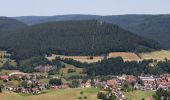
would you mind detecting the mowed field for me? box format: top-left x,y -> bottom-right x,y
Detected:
0,88 -> 100,100
46,54 -> 103,63
139,50 -> 170,60
59,62 -> 84,77
108,52 -> 141,61
46,50 -> 170,63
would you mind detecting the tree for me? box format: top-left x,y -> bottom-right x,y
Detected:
70,80 -> 79,88
153,88 -> 170,100
0,86 -> 2,93
20,81 -> 28,88
97,92 -> 107,99
49,78 -> 62,86
80,91 -> 83,95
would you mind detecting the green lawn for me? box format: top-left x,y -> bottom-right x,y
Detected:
0,88 -> 100,100
125,90 -> 155,100
59,62 -> 85,77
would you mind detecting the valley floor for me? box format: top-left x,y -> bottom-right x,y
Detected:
0,88 -> 100,100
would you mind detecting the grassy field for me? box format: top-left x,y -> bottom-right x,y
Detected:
0,70 -> 20,75
108,52 -> 141,61
0,88 -> 100,100
59,62 -> 85,77
46,50 -> 170,63
46,54 -> 103,63
139,50 -> 170,60
125,90 -> 155,100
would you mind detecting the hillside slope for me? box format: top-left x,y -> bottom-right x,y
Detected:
0,17 -> 27,30
0,20 -> 160,59
15,14 -> 170,49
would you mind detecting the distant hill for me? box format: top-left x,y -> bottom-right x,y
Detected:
0,17 -> 27,30
0,20 -> 160,59
15,15 -> 100,25
15,14 -> 170,49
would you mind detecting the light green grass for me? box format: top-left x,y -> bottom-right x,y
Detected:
59,62 -> 84,77
0,70 -> 20,75
125,90 -> 155,100
39,79 -> 49,84
0,88 -> 100,100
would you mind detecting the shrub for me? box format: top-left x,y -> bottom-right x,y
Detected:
49,78 -> 62,86
67,69 -> 76,73
80,91 -> 83,95
97,92 -> 106,99
78,97 -> 82,99
84,96 -> 87,99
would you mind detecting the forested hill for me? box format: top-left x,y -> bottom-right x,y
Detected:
0,17 -> 27,30
0,20 -> 161,59
15,14 -> 170,49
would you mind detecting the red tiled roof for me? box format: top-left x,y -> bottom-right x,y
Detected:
0,75 -> 9,80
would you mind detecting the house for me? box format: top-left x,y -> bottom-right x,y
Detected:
50,84 -> 69,90
31,88 -> 40,94
158,82 -> 170,90
139,76 -> 156,82
0,75 -> 9,80
117,75 -> 126,80
107,79 -> 119,89
9,72 -> 28,79
34,64 -> 54,73
126,75 -> 137,83
81,79 -> 92,88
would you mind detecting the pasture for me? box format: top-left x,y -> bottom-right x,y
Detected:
125,90 -> 155,100
0,88 -> 100,100
59,62 -> 85,77
46,54 -> 103,63
46,50 -> 170,63
139,50 -> 170,60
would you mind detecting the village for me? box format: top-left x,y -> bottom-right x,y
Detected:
1,67 -> 170,100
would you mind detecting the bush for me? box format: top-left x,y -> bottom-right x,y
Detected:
67,69 -> 76,73
80,91 -> 83,95
70,80 -> 79,88
49,78 -> 62,86
78,97 -> 82,99
0,87 -> 2,93
84,96 -> 87,99
97,92 -> 106,99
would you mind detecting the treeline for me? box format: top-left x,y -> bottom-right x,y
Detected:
0,17 -> 27,31
0,20 -> 160,60
59,57 -> 170,76
17,56 -> 62,73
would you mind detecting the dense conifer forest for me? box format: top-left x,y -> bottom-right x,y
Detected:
0,20 -> 160,59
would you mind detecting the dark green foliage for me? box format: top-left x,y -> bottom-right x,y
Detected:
15,14 -> 170,48
97,92 -> 107,99
18,56 -> 49,73
80,91 -> 83,95
0,62 -> 17,70
0,20 -> 160,60
153,88 -> 170,100
67,69 -> 76,73
84,96 -> 87,99
48,60 -> 63,75
48,69 -> 58,75
20,81 -> 28,88
0,17 -> 27,31
61,57 -> 170,76
70,80 -> 79,88
49,78 -> 62,86
0,86 -> 2,93
121,83 -> 134,92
